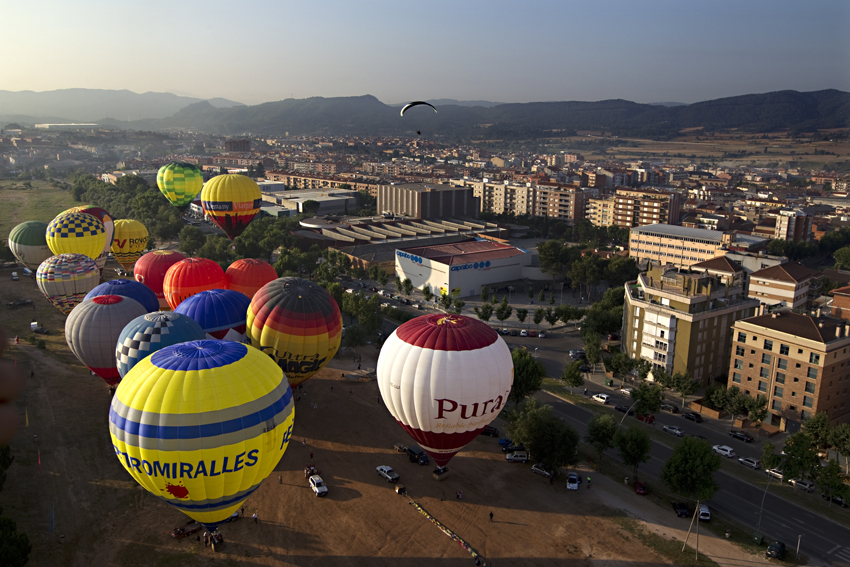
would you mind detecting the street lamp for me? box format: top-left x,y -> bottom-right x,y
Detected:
619,400 -> 640,429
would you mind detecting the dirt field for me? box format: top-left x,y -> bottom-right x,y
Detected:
0,274 -> 680,567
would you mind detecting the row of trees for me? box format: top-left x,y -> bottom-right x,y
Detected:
537,240 -> 640,295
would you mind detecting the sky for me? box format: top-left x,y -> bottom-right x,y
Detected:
2,0 -> 849,106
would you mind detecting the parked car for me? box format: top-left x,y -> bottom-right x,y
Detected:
392,442 -> 408,453
663,425 -> 684,437
738,457 -> 761,470
528,330 -> 537,337
501,328 -> 510,335
519,330 -> 528,337
380,302 -> 390,308
502,443 -> 525,454
615,405 -> 634,415
788,478 -> 815,493
619,387 -> 633,397
712,445 -> 736,458
822,493 -> 848,507
637,413 -> 655,424
11,272 -> 19,281
591,393 -> 610,404
376,465 -> 399,483
728,430 -> 754,443
671,502 -> 689,517
538,331 -> 546,338
531,463 -> 553,478
766,468 -> 785,480
698,504 -> 711,522
634,481 -> 648,495
309,475 -> 328,497
497,438 -> 513,449
682,412 -> 703,423
480,425 -> 499,437
406,446 -> 430,465
766,541 -> 786,559
509,329 -> 520,336
506,451 -> 529,463
413,304 -> 423,310
566,472 -> 580,490
660,403 -> 679,413
580,365 -> 591,373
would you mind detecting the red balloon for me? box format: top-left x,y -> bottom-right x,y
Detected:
226,259 -> 278,299
162,258 -> 227,310
134,250 -> 186,310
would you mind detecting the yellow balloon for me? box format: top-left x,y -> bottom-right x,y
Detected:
108,340 -> 294,531
201,174 -> 261,240
111,219 -> 149,270
46,211 -> 107,261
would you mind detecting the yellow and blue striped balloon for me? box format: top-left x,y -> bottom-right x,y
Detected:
108,340 -> 294,530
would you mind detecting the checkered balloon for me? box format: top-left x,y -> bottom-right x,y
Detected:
46,211 -> 107,261
115,312 -> 205,379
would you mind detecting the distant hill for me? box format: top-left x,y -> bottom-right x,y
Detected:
389,99 -> 505,108
649,101 -> 687,107
0,88 -> 243,122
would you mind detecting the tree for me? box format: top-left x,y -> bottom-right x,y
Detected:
326,282 -> 344,308
830,422 -> 850,474
473,302 -> 493,322
480,286 -> 489,302
0,516 -> 31,567
494,297 -> 513,323
816,460 -> 847,507
508,348 -> 545,406
439,293 -> 453,311
617,426 -> 652,480
343,324 -> 368,348
803,411 -> 831,450
544,307 -> 559,328
422,285 -> 433,302
746,395 -> 768,426
376,269 -> 389,287
586,414 -> 618,461
584,332 -> 601,370
255,161 -> 266,178
652,367 -> 675,391
452,299 -> 465,315
516,308 -> 528,324
834,245 -> 850,269
533,307 -> 545,326
704,384 -> 728,411
401,278 -> 414,296
301,200 -> 321,216
610,351 -> 635,378
561,361 -> 584,393
762,442 -> 781,472
549,293 -> 555,305
660,437 -> 721,501
506,399 -> 579,471
569,254 -> 603,301
725,386 -> 750,429
395,275 -> 402,290
178,226 -> 206,257
631,382 -> 663,416
604,256 -> 640,288
782,431 -> 820,489
538,289 -> 546,302
673,371 -> 699,410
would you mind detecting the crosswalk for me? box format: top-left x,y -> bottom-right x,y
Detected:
832,546 -> 850,565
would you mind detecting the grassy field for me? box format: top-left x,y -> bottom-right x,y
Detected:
0,180 -> 77,236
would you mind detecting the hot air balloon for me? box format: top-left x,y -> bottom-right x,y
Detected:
115,312 -> 206,379
134,250 -> 186,310
65,295 -> 148,385
162,258 -> 227,310
200,174 -> 261,240
8,221 -> 52,270
108,340 -> 294,532
225,259 -> 278,299
400,101 -> 437,116
376,314 -> 513,470
61,206 -> 114,270
111,219 -> 149,271
174,289 -> 252,341
246,277 -> 342,388
36,254 -> 100,314
157,162 -> 204,211
85,279 -> 159,313
45,210 -> 107,261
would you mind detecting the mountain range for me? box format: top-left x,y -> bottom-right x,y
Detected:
2,89 -> 848,140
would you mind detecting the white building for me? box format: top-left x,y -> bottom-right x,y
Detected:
395,240 -> 532,298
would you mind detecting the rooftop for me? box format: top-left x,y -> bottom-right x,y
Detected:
631,223 -> 723,242
399,240 -> 526,266
382,182 -> 463,193
750,262 -> 819,283
691,256 -> 745,274
740,311 -> 848,344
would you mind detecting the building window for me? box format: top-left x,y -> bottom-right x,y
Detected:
759,368 -> 769,378
776,373 -> 785,384
807,368 -> 818,380
771,399 -> 782,411
778,359 -> 787,370
790,405 -> 797,411
803,396 -> 814,409
758,381 -> 767,392
774,386 -> 784,397
780,344 -> 789,355
801,410 -> 811,420
732,372 -> 742,383
736,346 -> 745,357
764,339 -> 773,351
762,354 -> 771,365
809,353 -> 820,365
738,332 -> 747,343
805,382 -> 816,394
734,359 -> 743,370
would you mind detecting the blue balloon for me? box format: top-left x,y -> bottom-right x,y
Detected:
115,311 -> 206,379
86,279 -> 159,313
174,288 -> 251,341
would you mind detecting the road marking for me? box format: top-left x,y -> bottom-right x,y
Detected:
828,544 -> 841,554
835,548 -> 850,562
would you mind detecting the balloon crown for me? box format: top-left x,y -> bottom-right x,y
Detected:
92,295 -> 123,305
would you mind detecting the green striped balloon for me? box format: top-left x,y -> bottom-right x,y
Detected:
157,162 -> 204,209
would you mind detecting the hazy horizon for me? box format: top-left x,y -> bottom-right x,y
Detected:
2,0 -> 848,107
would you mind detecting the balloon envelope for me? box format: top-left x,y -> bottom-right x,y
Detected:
200,174 -> 261,240
61,206 -> 114,270
225,259 -> 278,299
65,295 -> 148,385
111,219 -> 149,271
46,210 -> 107,261
85,279 -> 160,313
376,314 -> 513,467
246,277 -> 342,387
109,340 -> 294,531
157,162 -> 204,210
36,254 -> 100,314
134,250 -> 186,310
115,311 -> 206,379
162,258 -> 227,310
8,221 -> 52,270
174,289 -> 251,341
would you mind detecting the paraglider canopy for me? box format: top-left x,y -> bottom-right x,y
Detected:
400,101 -> 437,116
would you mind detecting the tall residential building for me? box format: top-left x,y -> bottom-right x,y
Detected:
623,260 -> 759,384
747,262 -> 820,309
587,195 -> 616,227
463,180 -> 536,216
534,184 -> 585,224
377,183 -> 480,219
224,139 -> 251,152
612,188 -> 682,228
728,312 -> 850,429
629,224 -> 767,268
774,208 -> 815,242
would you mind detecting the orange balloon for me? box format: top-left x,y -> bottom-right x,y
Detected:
162,258 -> 227,310
226,259 -> 278,299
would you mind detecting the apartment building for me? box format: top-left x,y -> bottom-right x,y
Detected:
629,224 -> 768,268
623,261 -> 759,384
747,263 -> 820,309
377,183 -> 480,219
458,179 -> 536,216
774,208 -> 815,242
534,184 -> 585,224
728,311 -> 850,429
587,195 -> 616,227
612,188 -> 682,228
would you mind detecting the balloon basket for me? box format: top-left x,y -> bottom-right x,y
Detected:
432,466 -> 450,481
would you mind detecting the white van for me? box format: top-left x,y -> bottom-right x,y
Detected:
698,504 -> 711,522
11,272 -> 19,281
